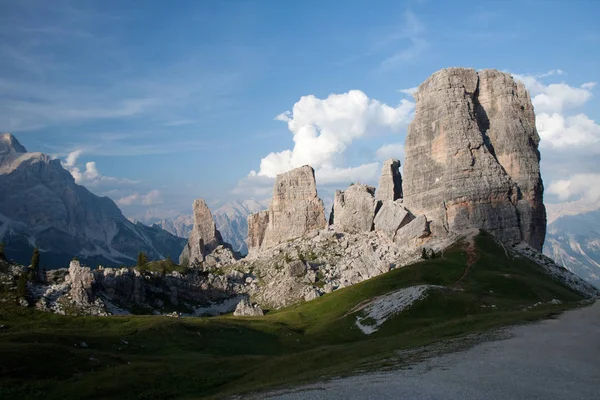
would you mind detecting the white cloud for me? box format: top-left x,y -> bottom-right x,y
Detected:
537,113 -> 600,148
62,149 -> 137,187
316,163 -> 380,186
64,149 -> 82,167
547,174 -> 600,203
531,83 -> 594,114
375,143 -> 405,161
117,190 -> 163,206
398,87 -> 418,96
256,90 -> 414,178
512,73 -> 600,148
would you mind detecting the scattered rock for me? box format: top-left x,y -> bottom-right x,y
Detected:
233,298 -> 264,316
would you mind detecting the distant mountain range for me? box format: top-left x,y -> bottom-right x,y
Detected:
0,133 -> 186,268
544,208 -> 600,288
155,199 -> 269,255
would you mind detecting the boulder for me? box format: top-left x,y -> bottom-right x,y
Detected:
376,159 -> 403,201
394,215 -> 431,247
287,260 -> 306,277
233,298 -> 264,316
373,200 -> 414,240
247,166 -> 327,254
402,68 -> 546,251
179,199 -> 224,265
332,184 -> 377,234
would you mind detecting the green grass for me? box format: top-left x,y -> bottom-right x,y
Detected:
0,233 -> 587,399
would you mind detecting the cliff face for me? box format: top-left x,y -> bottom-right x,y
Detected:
247,166 -> 327,254
402,68 -> 546,251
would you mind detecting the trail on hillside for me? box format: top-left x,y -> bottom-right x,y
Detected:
454,233 -> 478,289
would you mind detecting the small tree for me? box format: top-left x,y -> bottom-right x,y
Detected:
29,247 -> 41,282
421,247 -> 428,259
0,242 -> 6,261
137,251 -> 148,271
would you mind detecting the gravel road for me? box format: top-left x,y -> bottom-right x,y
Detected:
265,301 -> 600,400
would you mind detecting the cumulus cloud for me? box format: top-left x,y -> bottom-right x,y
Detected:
536,113 -> 600,148
256,90 -> 414,178
513,72 -> 600,149
375,143 -> 405,161
117,190 -> 163,206
316,163 -> 380,186
547,174 -> 600,203
62,149 -> 137,187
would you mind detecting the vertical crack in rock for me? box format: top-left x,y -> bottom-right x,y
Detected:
403,68 -> 546,251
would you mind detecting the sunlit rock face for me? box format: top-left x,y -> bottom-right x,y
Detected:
402,68 -> 546,251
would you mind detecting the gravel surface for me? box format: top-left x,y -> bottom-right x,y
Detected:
265,301 -> 600,400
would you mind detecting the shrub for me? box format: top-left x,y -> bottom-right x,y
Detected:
0,242 -> 5,261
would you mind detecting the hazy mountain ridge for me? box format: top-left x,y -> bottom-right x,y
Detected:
543,208 -> 600,288
0,133 -> 186,268
156,199 -> 269,255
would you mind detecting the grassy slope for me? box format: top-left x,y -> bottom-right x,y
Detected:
0,233 -> 587,399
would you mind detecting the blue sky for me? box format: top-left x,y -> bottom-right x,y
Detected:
2,0 -> 599,221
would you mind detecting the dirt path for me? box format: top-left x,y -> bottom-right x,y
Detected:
263,301 -> 600,400
454,234 -> 478,288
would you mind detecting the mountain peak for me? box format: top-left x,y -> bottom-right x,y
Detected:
0,133 -> 27,155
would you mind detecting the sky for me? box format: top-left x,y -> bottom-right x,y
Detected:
1,0 -> 599,222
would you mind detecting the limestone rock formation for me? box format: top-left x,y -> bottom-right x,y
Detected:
402,68 -> 546,251
393,215 -> 431,248
373,200 -> 413,240
247,166 -> 327,254
233,298 -> 264,316
68,260 -> 95,305
376,159 -> 403,201
332,184 -> 377,234
179,199 -> 224,265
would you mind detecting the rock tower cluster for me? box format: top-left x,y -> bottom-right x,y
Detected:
185,68 -> 546,266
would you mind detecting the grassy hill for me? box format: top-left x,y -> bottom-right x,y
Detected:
0,232 -> 591,399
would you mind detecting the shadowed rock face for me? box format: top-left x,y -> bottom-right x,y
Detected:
179,199 -> 224,264
402,68 -> 546,251
376,159 -> 403,202
247,166 -> 327,254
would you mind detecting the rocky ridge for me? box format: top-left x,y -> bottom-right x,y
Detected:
0,133 -> 186,268
5,67 -> 592,317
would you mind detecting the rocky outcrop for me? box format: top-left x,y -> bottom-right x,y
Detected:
373,200 -> 413,240
402,68 -> 546,251
376,159 -> 403,202
68,260 -> 95,304
179,199 -> 224,265
393,215 -> 431,248
233,298 -> 264,316
332,184 -> 377,234
247,166 -> 327,254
